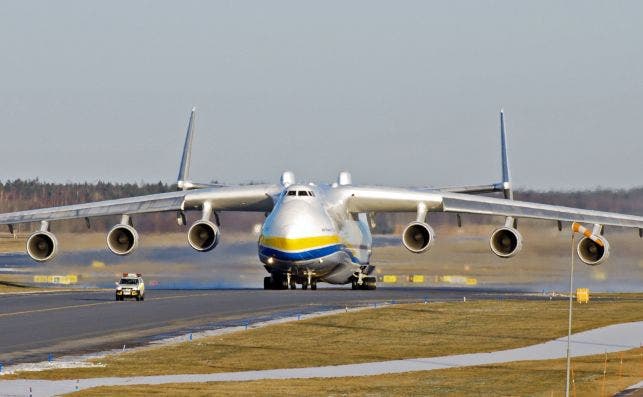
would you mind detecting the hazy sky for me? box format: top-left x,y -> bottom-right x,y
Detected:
1,1 -> 642,190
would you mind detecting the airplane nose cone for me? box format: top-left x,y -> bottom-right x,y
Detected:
258,195 -> 341,263
265,200 -> 325,238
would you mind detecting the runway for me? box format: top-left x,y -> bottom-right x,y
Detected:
1,321 -> 641,396
0,287 -> 531,364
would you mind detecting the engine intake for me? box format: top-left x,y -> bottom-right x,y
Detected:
490,227 -> 523,258
26,231 -> 58,262
402,222 -> 435,253
577,236 -> 610,266
188,220 -> 220,252
107,224 -> 139,255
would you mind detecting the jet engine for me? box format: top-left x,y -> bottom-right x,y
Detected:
402,222 -> 436,253
577,235 -> 610,266
188,220 -> 220,252
26,231 -> 58,262
489,227 -> 523,258
107,224 -> 139,255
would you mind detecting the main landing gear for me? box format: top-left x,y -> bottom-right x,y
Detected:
301,279 -> 317,290
264,275 -> 287,290
263,273 -> 318,290
351,276 -> 377,290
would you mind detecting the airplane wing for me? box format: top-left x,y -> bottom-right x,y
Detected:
346,109 -> 643,229
0,185 -> 281,226
345,186 -> 643,229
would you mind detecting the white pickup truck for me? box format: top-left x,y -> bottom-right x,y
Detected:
115,273 -> 145,301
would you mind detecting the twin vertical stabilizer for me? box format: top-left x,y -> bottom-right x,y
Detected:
177,107 -> 196,191
499,109 -> 513,200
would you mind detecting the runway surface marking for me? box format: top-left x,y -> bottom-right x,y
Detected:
1,321 -> 641,397
0,292 -> 221,318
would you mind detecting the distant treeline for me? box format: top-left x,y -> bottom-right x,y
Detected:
0,180 -> 642,234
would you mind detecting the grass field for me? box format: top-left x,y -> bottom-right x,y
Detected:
68,347 -> 643,396
6,296 -> 642,382
0,280 -> 40,294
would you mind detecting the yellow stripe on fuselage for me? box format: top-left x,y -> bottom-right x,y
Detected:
259,235 -> 341,252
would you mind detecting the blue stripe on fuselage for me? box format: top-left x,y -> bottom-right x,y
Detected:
259,244 -> 360,263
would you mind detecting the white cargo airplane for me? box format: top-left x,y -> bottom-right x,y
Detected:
1,108 -> 642,290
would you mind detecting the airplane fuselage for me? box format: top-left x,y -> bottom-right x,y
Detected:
258,183 -> 373,286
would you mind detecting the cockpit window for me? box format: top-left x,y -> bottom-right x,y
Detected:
286,190 -> 314,197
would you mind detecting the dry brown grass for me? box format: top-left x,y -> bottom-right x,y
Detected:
0,280 -> 41,294
67,347 -> 643,396
7,297 -> 643,381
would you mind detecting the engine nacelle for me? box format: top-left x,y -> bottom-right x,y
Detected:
402,222 -> 436,253
26,231 -> 58,262
577,235 -> 610,266
490,227 -> 523,258
188,220 -> 220,252
107,224 -> 139,255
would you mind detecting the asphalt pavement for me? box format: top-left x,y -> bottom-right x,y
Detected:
0,287 -> 532,364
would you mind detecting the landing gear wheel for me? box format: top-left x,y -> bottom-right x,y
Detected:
311,282 -> 317,290
135,295 -> 140,301
364,277 -> 377,290
140,295 -> 145,301
263,276 -> 272,290
279,277 -> 288,290
302,281 -> 308,290
351,277 -> 376,290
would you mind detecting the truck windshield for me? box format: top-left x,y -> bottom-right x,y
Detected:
119,279 -> 138,285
